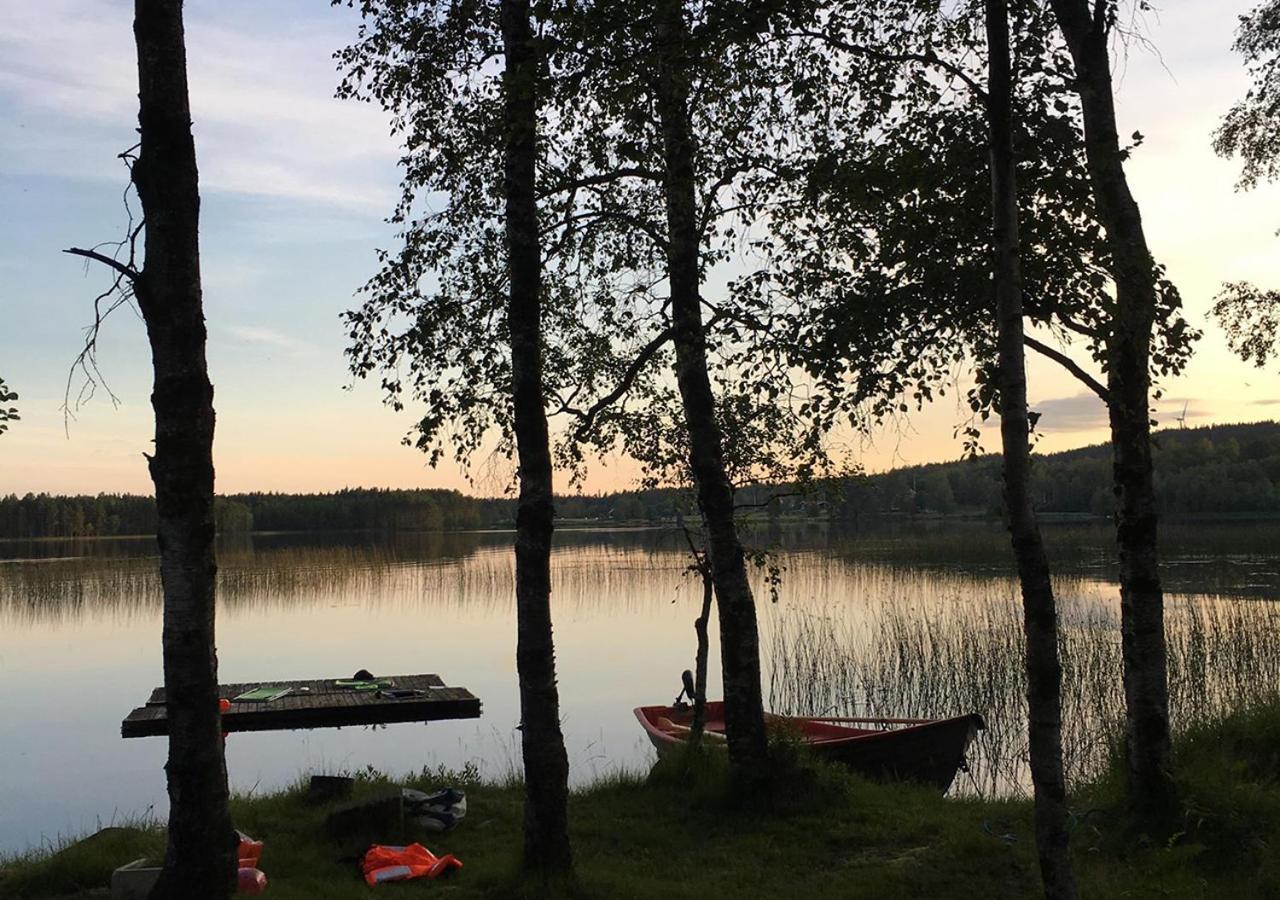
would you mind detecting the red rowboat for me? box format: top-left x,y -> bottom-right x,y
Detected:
634,701 -> 984,792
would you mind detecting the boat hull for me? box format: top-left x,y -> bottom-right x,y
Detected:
634,702 -> 984,792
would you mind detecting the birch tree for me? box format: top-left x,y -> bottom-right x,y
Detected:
1048,0 -> 1183,815
66,0 -> 237,895
986,0 -> 1076,894
337,0 -> 577,871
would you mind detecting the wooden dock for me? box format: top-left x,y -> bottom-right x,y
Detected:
122,674 -> 481,738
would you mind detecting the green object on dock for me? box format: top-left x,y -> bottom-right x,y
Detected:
333,679 -> 394,691
233,686 -> 292,702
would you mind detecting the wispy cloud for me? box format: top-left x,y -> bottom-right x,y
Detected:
225,325 -> 305,351
1030,394 -> 1110,432
1028,394 -> 1210,432
0,0 -> 399,211
1159,398 -> 1208,424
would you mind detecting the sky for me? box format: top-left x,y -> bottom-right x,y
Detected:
1,0 -> 1278,498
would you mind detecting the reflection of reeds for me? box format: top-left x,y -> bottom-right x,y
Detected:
766,578 -> 1280,798
0,534 -> 693,626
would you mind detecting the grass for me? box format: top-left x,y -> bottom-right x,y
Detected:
6,702 -> 1280,899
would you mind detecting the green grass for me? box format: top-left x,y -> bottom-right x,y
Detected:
0,821 -> 164,899
7,705 -> 1280,899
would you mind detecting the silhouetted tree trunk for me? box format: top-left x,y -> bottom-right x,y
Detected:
986,3 -> 1077,896
128,2 -> 236,897
653,0 -> 769,776
1049,0 -> 1175,815
501,0 -> 574,876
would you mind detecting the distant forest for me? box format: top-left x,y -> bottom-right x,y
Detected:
3,420 -> 1278,540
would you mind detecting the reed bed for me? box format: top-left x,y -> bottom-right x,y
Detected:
766,571 -> 1280,796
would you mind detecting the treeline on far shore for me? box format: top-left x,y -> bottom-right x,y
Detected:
3,420 -> 1278,540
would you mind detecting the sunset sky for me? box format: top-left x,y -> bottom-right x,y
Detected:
2,0 -> 1278,498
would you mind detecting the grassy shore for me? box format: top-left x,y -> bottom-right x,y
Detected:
5,702 -> 1280,899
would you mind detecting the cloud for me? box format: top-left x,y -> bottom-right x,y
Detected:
1029,394 -> 1211,432
1029,394 -> 1111,432
0,0 -> 399,211
225,325 -> 304,351
1159,398 -> 1209,424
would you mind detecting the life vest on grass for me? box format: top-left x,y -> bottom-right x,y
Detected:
361,843 -> 463,885
235,831 -> 267,894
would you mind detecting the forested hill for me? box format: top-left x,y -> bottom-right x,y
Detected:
813,419 -> 1280,521
2,420 -> 1278,539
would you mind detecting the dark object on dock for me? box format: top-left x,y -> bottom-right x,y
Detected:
635,701 -> 985,792
122,674 -> 481,738
307,775 -> 356,805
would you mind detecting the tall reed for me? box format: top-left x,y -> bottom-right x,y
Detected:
767,575 -> 1280,795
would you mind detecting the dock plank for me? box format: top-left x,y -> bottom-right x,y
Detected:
123,673 -> 480,738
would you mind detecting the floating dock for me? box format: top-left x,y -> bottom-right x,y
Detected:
121,674 -> 481,738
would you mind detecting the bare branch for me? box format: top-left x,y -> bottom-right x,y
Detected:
1024,334 -> 1110,403
734,490 -> 802,511
63,247 -> 141,282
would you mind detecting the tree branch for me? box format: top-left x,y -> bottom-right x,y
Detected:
734,490 -> 802,511
1054,313 -> 1100,341
541,209 -> 667,250
1024,335 -> 1110,403
537,167 -> 662,199
787,29 -> 989,102
572,324 -> 676,441
63,248 -> 141,282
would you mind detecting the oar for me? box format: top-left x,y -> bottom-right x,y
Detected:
797,715 -> 935,726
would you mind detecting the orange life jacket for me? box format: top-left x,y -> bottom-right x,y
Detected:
361,843 -> 463,885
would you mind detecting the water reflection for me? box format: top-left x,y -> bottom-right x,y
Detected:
1,521 -> 1278,852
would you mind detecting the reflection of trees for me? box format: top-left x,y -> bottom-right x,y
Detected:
5,524 -> 1280,628
0,531 -> 695,626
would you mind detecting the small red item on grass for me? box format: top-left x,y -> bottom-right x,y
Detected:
235,831 -> 266,893
238,867 -> 267,894
361,843 -> 463,885
237,831 -> 263,868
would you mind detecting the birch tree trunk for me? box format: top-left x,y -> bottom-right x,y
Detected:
1048,0 -> 1175,815
652,0 -> 769,777
501,0 -> 574,875
130,2 -> 236,897
986,3 -> 1078,895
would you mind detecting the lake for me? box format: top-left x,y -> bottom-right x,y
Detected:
3,520 -> 1279,854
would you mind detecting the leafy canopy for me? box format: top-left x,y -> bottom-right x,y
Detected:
336,0 -> 869,492
1214,0 -> 1280,190
737,0 -> 1196,449
0,378 -> 17,436
1212,1 -> 1280,369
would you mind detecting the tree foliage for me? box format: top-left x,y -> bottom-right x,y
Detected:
1214,0 -> 1280,190
1212,282 -> 1280,368
0,378 -> 16,435
1212,1 -> 1280,368
335,1 -> 869,499
737,0 -> 1195,451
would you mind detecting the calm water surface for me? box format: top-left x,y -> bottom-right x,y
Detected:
2,521 -> 1278,853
